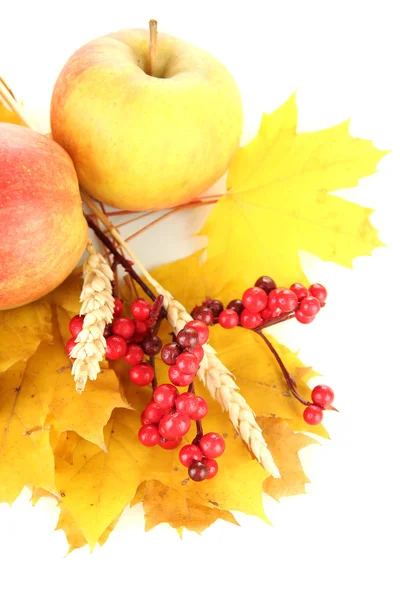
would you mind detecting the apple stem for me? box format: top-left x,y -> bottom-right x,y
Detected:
148,19 -> 158,76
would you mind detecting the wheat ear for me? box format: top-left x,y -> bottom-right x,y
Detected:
70,241 -> 115,393
83,197 -> 280,477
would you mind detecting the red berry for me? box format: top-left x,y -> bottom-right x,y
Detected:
240,309 -> 263,329
69,315 -> 84,337
191,306 -> 214,326
218,309 -> 239,329
267,288 -> 280,311
275,288 -> 298,312
168,366 -> 195,387
138,425 -> 160,446
113,298 -> 124,317
184,320 -> 209,345
227,299 -> 244,315
175,392 -> 199,418
204,458 -> 218,479
153,384 -> 178,409
176,351 -> 199,375
130,298 -> 150,321
142,334 -> 162,356
290,283 -> 308,301
242,287 -> 268,313
295,310 -> 315,324
129,363 -> 154,386
142,401 -> 166,424
65,338 -> 76,359
161,342 -> 182,365
190,396 -> 208,420
131,320 -> 148,342
312,385 -> 334,408
260,308 -> 273,321
179,444 -> 203,467
254,276 -> 277,294
192,345 -> 204,363
309,283 -> 327,306
299,296 -> 320,317
158,412 -> 191,440
105,335 -> 127,360
303,405 -> 323,425
188,461 -> 209,481
199,432 -> 225,459
159,437 -> 182,450
124,344 -> 144,365
176,327 -> 199,349
112,317 -> 136,339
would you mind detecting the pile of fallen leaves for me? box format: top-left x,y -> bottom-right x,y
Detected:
0,94 -> 386,552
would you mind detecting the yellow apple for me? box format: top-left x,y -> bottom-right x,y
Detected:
0,123 -> 88,310
50,27 -> 243,211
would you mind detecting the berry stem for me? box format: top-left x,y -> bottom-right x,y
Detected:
149,355 -> 158,390
85,215 -> 157,302
256,330 -> 311,406
187,382 -> 204,445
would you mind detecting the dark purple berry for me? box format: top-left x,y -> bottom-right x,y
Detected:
227,299 -> 244,316
161,342 -> 182,365
191,306 -> 214,326
176,327 -> 199,350
254,276 -> 277,294
188,460 -> 209,482
142,334 -> 162,356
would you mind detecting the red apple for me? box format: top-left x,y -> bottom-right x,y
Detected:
0,123 -> 88,310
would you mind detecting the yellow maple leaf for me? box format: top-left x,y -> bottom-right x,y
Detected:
0,77 -> 25,125
0,300 -> 52,372
133,480 -> 238,533
260,417 -> 318,500
48,310 -> 130,447
55,506 -> 120,554
0,357 -> 57,503
199,94 -> 387,291
44,270 -> 82,316
55,409 -> 141,550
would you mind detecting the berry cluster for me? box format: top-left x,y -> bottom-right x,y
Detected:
303,384 -> 335,425
191,276 -> 336,426
138,383 -> 225,481
192,276 -> 327,330
160,319 -> 209,385
66,297 -> 161,385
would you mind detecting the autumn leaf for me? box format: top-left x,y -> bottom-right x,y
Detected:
133,480 -> 238,534
44,270 -> 82,316
0,357 -> 57,503
48,309 -> 130,447
260,417 -> 318,500
0,300 -> 52,372
0,77 -> 25,125
198,94 -> 387,293
54,409 -> 141,549
55,506 -> 120,554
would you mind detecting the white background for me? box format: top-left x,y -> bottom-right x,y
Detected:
1,1 -> 400,598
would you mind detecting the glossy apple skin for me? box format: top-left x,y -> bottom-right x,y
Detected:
50,28 -> 244,211
0,123 -> 88,310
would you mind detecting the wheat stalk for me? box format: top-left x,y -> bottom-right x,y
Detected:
70,241 -> 115,393
84,197 -> 280,477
